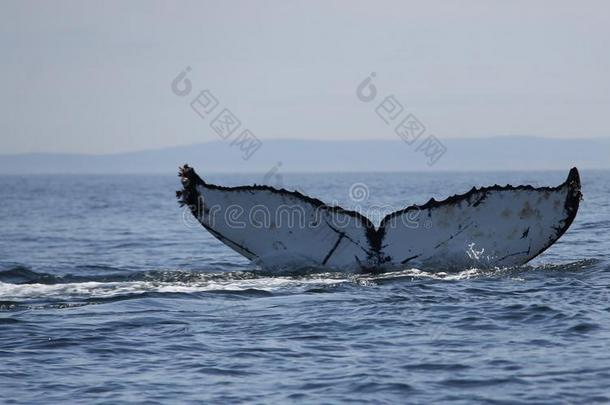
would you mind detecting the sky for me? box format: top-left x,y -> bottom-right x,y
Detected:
1,0 -> 609,154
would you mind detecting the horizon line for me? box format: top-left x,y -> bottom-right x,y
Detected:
2,135 -> 610,157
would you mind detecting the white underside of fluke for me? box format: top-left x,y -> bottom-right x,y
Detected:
178,167 -> 581,272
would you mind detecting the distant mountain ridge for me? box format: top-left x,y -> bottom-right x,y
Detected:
0,137 -> 608,174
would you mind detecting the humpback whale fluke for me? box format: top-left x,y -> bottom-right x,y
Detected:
178,165 -> 581,271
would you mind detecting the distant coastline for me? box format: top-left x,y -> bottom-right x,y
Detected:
1,136 -> 609,174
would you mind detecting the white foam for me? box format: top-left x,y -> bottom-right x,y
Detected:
0,275 -> 351,301
3,262 -> 580,302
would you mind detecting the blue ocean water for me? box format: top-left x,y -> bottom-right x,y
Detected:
0,170 -> 609,404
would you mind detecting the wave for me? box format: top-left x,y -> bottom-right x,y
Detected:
0,268 -> 351,303
0,259 -> 601,307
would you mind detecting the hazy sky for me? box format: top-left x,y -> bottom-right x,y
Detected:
1,0 -> 609,154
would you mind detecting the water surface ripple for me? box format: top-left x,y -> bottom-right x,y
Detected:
1,171 -> 609,403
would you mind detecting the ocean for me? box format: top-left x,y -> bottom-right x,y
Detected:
1,170 -> 609,403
